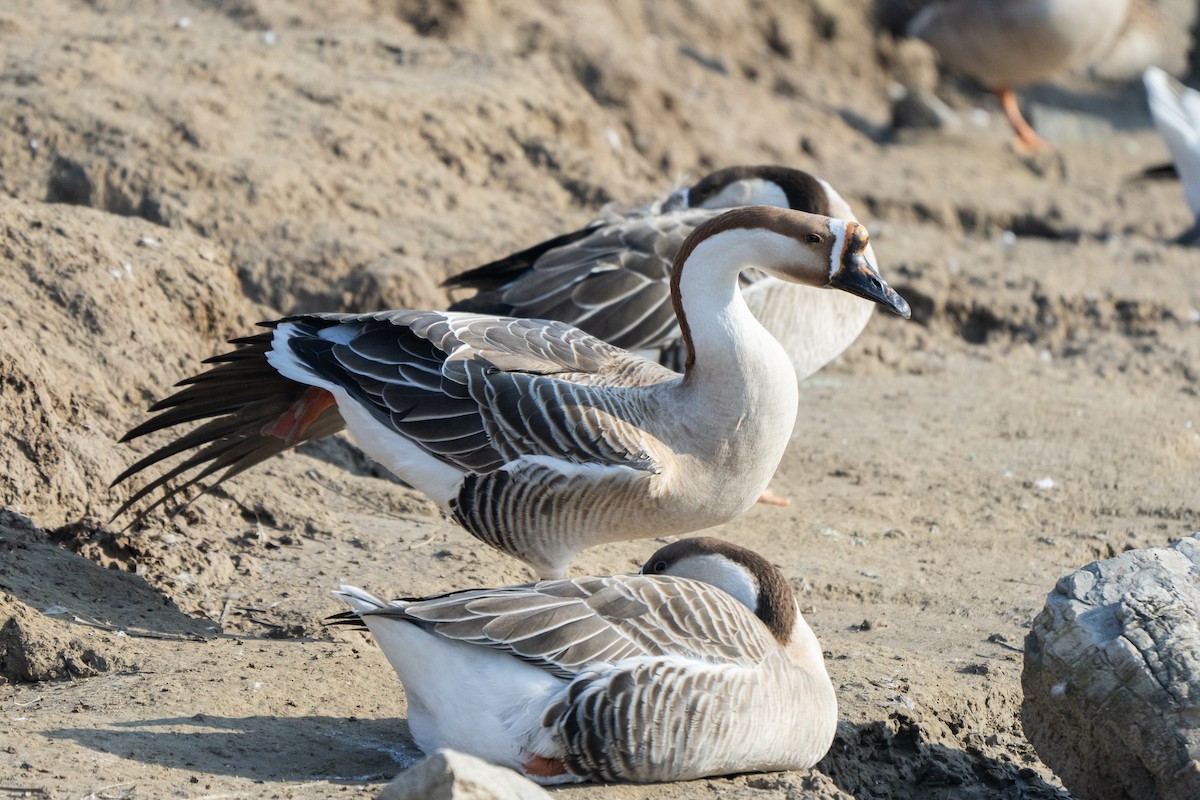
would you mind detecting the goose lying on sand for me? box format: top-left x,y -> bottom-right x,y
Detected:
907,0 -> 1130,152
114,206 -> 909,578
332,537 -> 838,784
445,165 -> 884,380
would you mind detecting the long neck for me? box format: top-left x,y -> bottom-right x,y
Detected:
664,233 -> 801,472
670,232 -> 797,383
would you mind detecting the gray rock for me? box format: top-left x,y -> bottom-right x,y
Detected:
378,749 -> 553,800
1022,534 -> 1200,800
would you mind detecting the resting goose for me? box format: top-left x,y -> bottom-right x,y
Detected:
444,165 -> 884,379
907,0 -> 1131,152
331,536 -> 838,784
113,205 -> 909,578
1143,67 -> 1200,245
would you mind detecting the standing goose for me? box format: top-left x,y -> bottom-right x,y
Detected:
444,165 -> 885,378
1143,67 -> 1200,245
332,537 -> 837,784
906,0 -> 1131,152
113,206 -> 909,578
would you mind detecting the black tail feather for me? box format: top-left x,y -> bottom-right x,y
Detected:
111,326 -> 345,523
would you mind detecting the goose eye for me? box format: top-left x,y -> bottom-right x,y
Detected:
651,560 -> 668,573
806,233 -> 823,245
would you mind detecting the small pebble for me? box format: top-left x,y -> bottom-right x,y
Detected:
604,128 -> 621,153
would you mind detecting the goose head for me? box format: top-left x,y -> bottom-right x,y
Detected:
641,537 -> 829,675
672,206 -> 910,320
641,537 -> 799,647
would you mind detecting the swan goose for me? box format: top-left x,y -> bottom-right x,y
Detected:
113,205 -> 909,578
907,0 -> 1131,152
444,165 -> 885,381
1143,67 -> 1200,245
331,536 -> 838,784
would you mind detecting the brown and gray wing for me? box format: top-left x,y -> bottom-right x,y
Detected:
113,309 -> 677,517
410,313 -> 674,467
446,210 -> 717,352
365,575 -> 775,679
113,311 -> 653,517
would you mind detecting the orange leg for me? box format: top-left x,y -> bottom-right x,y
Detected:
757,486 -> 791,507
522,753 -> 567,778
995,87 -> 1053,154
260,386 -> 337,444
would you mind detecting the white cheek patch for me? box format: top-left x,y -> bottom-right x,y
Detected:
826,218 -> 849,280
700,179 -> 789,210
665,553 -> 759,612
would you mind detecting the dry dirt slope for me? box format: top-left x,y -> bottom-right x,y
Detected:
1,1 -> 1199,798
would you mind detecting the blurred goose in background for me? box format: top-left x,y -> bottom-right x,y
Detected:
114,206 -> 910,578
1143,66 -> 1200,245
444,165 -> 885,381
905,0 -> 1131,152
332,537 -> 838,784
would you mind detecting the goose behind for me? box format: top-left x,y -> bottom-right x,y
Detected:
113,206 -> 909,578
908,0 -> 1131,152
444,165 -> 885,379
332,537 -> 838,784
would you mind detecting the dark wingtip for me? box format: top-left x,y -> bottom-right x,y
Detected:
324,611 -> 370,630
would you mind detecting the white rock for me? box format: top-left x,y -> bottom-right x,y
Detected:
378,749 -> 552,800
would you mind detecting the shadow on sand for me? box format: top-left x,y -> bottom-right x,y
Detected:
45,714 -> 421,783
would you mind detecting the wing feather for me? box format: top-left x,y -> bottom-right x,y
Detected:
364,574 -> 777,680
447,210 -> 716,353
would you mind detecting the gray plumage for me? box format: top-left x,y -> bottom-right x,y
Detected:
334,537 -> 838,784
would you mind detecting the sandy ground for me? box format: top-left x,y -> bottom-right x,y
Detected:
1,1 -> 1199,798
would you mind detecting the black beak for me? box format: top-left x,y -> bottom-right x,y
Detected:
830,251 -> 911,319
